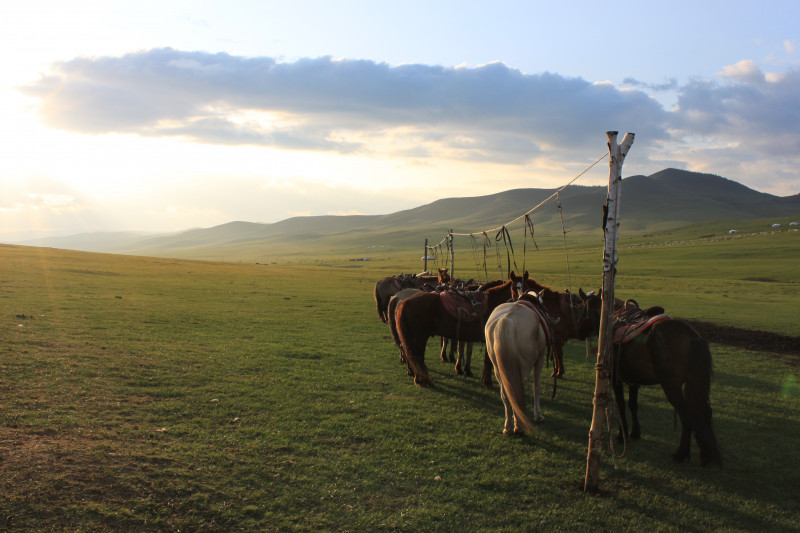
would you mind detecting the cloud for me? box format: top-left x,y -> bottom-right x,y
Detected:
671,66 -> 800,149
20,48 -> 668,163
622,77 -> 678,92
17,50 -> 800,196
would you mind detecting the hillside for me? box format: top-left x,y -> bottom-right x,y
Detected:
16,169 -> 800,260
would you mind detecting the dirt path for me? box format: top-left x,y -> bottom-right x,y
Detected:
688,320 -> 800,357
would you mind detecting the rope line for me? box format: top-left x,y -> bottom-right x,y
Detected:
449,152 -> 608,237
422,152 -> 608,280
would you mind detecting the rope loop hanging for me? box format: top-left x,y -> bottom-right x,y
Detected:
495,225 -> 518,278
522,213 -> 538,274
423,151 -> 608,281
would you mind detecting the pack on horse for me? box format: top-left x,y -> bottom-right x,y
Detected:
611,299 -> 722,466
510,271 -> 602,379
373,268 -> 449,323
395,279 -> 518,387
438,278 -> 506,371
484,292 -> 558,435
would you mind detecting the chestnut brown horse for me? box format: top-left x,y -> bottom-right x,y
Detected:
395,280 -> 517,387
611,303 -> 722,466
373,269 -> 448,322
510,271 -> 602,378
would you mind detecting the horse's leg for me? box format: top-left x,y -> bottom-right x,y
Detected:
531,346 -> 546,423
660,384 -> 692,462
552,343 -> 565,378
628,385 -> 641,439
480,347 -> 494,389
457,342 -> 474,378
498,382 -> 516,435
465,342 -> 474,377
439,337 -> 448,362
448,337 -> 457,363
455,341 -> 464,375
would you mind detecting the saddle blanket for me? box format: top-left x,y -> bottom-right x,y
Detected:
439,290 -> 488,322
612,314 -> 671,345
516,298 -> 554,347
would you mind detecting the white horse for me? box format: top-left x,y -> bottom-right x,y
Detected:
485,300 -> 551,435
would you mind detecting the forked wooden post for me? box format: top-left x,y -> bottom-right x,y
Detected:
448,229 -> 455,282
584,131 -> 635,492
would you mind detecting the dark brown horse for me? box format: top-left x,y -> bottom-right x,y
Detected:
395,280 -> 516,387
611,301 -> 722,466
510,271 -> 602,378
373,269 -> 448,323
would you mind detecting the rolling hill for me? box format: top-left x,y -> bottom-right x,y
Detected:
15,169 -> 800,260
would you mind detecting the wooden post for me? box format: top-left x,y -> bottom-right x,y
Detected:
584,131 -> 634,492
423,239 -> 428,273
449,229 -> 455,282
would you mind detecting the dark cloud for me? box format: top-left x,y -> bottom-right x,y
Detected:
623,77 -> 678,91
20,48 -> 668,162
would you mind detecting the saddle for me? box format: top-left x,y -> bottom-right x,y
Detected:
612,299 -> 670,345
516,293 -> 557,347
393,273 -> 428,289
440,289 -> 488,322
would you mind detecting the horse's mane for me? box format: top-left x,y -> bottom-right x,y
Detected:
478,279 -> 505,291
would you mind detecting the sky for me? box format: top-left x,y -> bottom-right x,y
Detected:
1,0 -> 799,241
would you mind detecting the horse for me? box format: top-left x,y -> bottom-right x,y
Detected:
510,271 -> 602,378
373,268 -> 448,322
611,300 -> 722,466
387,288 -> 427,365
395,279 -> 517,387
484,295 -> 553,435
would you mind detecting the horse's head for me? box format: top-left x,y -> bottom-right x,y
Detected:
573,288 -> 603,339
509,270 -> 543,300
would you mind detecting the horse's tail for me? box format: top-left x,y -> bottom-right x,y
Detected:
396,299 -> 433,387
374,281 -> 387,323
388,296 -> 404,361
488,317 -> 535,434
684,336 -> 722,466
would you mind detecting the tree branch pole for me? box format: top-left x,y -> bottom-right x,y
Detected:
424,238 -> 428,273
584,131 -> 635,492
449,229 -> 455,282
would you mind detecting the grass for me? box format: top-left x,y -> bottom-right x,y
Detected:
0,239 -> 798,531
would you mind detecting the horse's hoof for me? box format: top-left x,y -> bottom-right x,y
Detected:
701,451 -> 722,467
534,416 -> 544,423
671,450 -> 690,463
465,370 -> 474,378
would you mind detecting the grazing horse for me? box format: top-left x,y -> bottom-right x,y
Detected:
485,295 -> 553,434
395,280 -> 516,387
373,269 -> 448,322
611,301 -> 722,466
510,271 -> 602,378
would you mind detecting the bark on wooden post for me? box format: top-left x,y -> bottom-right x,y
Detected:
584,131 -> 635,492
448,229 -> 455,282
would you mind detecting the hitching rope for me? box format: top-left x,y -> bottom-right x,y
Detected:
447,152 -> 608,238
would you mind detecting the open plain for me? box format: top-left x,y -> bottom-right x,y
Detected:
1,228 -> 798,531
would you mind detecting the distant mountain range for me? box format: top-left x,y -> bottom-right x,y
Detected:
15,169 -> 800,260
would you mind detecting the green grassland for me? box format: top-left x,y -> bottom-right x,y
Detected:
1,232 -> 798,531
